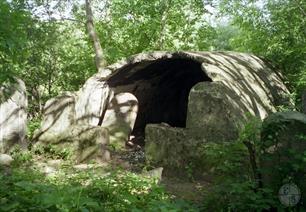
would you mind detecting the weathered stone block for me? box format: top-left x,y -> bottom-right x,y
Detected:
75,79 -> 112,126
36,92 -> 76,138
102,92 -> 138,149
187,82 -> 244,142
0,79 -> 27,153
35,124 -> 110,163
145,124 -> 203,172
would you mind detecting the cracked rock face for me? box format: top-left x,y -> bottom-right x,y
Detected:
0,79 -> 27,153
35,51 -> 292,166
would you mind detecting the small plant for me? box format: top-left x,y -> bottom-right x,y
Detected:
10,146 -> 33,166
33,144 -> 71,160
185,162 -> 195,181
27,117 -> 42,141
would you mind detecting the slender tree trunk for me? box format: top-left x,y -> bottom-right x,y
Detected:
243,140 -> 263,190
302,90 -> 306,114
85,0 -> 107,71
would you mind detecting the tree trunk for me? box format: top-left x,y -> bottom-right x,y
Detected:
85,0 -> 107,71
243,140 -> 263,190
302,90 -> 306,114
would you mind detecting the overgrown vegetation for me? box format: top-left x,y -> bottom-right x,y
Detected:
1,0 -> 306,210
3,115 -> 306,210
199,116 -> 277,211
199,115 -> 306,210
1,149 -> 198,211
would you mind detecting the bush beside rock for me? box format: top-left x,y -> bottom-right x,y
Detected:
260,111 -> 306,203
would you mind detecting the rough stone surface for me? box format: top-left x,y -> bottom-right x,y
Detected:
0,79 -> 27,153
35,92 -> 76,139
0,154 -> 13,166
35,51 -> 292,169
35,124 -> 110,163
75,79 -> 112,126
101,92 -> 138,148
187,82 -> 244,142
260,111 -> 306,201
145,124 -> 203,171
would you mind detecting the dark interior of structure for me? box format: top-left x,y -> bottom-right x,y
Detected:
107,58 -> 211,145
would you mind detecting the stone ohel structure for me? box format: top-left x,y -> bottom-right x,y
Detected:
1,51 -> 291,167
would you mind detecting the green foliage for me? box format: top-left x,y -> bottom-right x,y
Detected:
260,116 -> 306,202
96,0 -> 214,63
209,24 -> 241,51
202,181 -> 277,211
10,147 -> 33,165
0,166 -> 196,211
199,115 -> 285,211
27,116 -> 42,140
185,162 -> 196,181
32,144 -> 72,160
219,0 -> 306,103
0,0 -> 32,83
0,1 -> 96,117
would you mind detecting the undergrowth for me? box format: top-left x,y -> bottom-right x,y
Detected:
2,114 -> 306,211
0,150 -> 198,212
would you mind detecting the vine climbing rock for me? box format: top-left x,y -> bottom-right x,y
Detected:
35,51 -> 292,169
260,111 -> 306,202
0,79 -> 27,153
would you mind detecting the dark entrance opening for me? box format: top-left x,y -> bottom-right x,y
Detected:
107,58 -> 211,145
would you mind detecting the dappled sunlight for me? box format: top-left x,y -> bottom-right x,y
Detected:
32,51 -> 291,172
0,79 -> 27,153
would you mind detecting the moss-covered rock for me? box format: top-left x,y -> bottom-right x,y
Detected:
145,124 -> 206,177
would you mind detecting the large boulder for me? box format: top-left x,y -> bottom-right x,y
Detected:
260,111 -> 306,202
34,92 -> 76,139
145,124 -> 202,171
101,92 -> 138,149
0,79 -> 27,153
35,124 -> 110,163
75,78 -> 112,126
187,82 -> 245,142
33,88 -> 112,163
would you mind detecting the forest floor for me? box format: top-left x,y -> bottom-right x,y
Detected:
108,147 -> 211,202
8,146 -> 210,203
